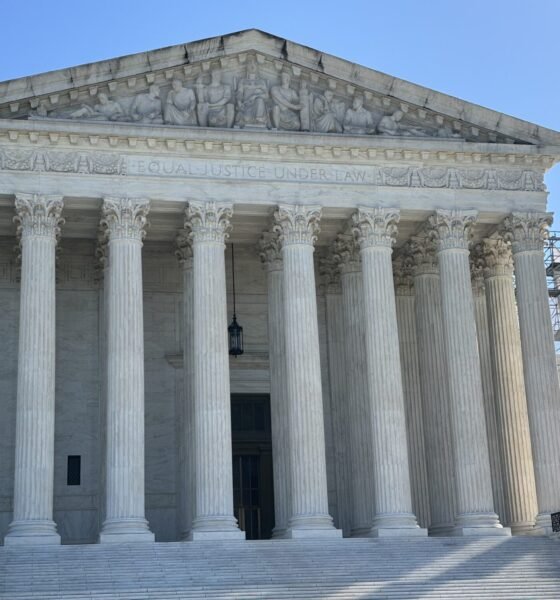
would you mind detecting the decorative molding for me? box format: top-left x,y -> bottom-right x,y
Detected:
101,197 -> 150,241
14,193 -> 64,241
185,200 -> 233,244
257,230 -> 282,272
501,212 -> 553,254
428,209 -> 477,252
0,146 -> 548,191
273,204 -> 321,246
352,207 -> 399,250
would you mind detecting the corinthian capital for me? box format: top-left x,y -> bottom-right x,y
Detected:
332,233 -> 361,273
318,253 -> 341,292
392,252 -> 415,295
482,238 -> 513,278
428,209 -> 477,252
185,200 -> 233,244
14,194 -> 64,241
408,236 -> 438,275
257,230 -> 283,271
469,243 -> 486,295
502,212 -> 552,254
175,230 -> 193,269
352,207 -> 400,250
273,204 -> 321,247
101,197 -> 150,241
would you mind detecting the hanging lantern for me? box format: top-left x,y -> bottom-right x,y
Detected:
228,244 -> 244,356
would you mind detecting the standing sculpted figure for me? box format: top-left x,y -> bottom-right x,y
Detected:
312,89 -> 345,133
129,85 -> 163,124
270,72 -> 302,131
235,58 -> 269,128
196,70 -> 235,128
164,79 -> 197,126
68,93 -> 124,121
343,95 -> 375,134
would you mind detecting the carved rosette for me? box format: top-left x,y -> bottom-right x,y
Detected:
257,230 -> 283,272
352,207 -> 400,250
14,194 -> 64,242
393,252 -> 415,296
408,236 -> 438,276
502,212 -> 552,254
318,253 -> 341,294
101,197 -> 150,242
428,209 -> 477,252
469,243 -> 486,296
273,204 -> 321,247
175,230 -> 193,269
185,201 -> 233,245
332,233 -> 361,274
482,238 -> 514,278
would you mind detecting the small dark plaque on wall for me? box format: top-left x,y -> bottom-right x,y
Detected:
551,512 -> 560,533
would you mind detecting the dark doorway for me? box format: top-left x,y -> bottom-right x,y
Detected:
231,394 -> 275,539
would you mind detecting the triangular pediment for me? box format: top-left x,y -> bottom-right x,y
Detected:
0,29 -> 558,147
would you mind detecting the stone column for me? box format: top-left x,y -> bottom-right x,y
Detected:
469,249 -> 507,525
176,232 -> 195,540
320,256 -> 352,536
409,237 -> 456,535
393,253 -> 431,530
5,194 -> 63,546
481,238 -> 538,534
503,212 -> 560,534
429,210 -> 508,536
333,234 -> 375,536
352,208 -> 425,537
273,204 -> 340,538
99,197 -> 154,543
186,201 -> 243,540
258,231 -> 291,538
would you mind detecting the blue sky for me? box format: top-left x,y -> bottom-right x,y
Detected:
1,0 -> 559,221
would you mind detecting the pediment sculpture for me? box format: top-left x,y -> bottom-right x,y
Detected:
29,60 -> 462,139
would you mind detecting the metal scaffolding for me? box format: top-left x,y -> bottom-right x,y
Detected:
544,231 -> 560,344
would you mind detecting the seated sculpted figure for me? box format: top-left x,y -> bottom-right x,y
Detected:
312,90 -> 344,133
235,58 -> 269,128
130,85 -> 163,124
68,93 -> 124,121
164,79 -> 197,126
343,95 -> 375,134
196,70 -> 235,128
377,110 -> 428,137
270,72 -> 302,131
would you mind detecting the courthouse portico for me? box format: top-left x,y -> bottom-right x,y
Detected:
1,30 -> 560,546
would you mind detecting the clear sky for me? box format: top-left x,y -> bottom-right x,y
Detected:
1,0 -> 559,221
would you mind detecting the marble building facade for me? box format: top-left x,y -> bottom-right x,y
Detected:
0,30 -> 559,545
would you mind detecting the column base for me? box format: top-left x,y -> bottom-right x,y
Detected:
367,526 -> 427,538
531,512 -> 560,536
188,515 -> 245,541
510,521 -> 539,536
271,527 -> 287,539
453,512 -> 511,536
4,520 -> 60,546
366,513 -> 426,537
99,517 -> 154,543
285,513 -> 342,539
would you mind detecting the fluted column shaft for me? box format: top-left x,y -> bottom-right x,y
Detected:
430,210 -> 508,536
100,197 -> 154,543
505,212 -> 560,534
176,235 -> 195,540
187,201 -> 243,540
259,233 -> 291,538
411,247 -> 456,535
274,204 -> 339,538
337,246 -> 375,535
321,257 -> 352,536
482,238 -> 537,534
353,208 -> 424,537
5,194 -> 63,546
394,258 -> 431,530
470,263 -> 506,525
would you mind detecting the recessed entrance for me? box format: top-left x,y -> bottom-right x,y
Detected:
231,394 -> 275,539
